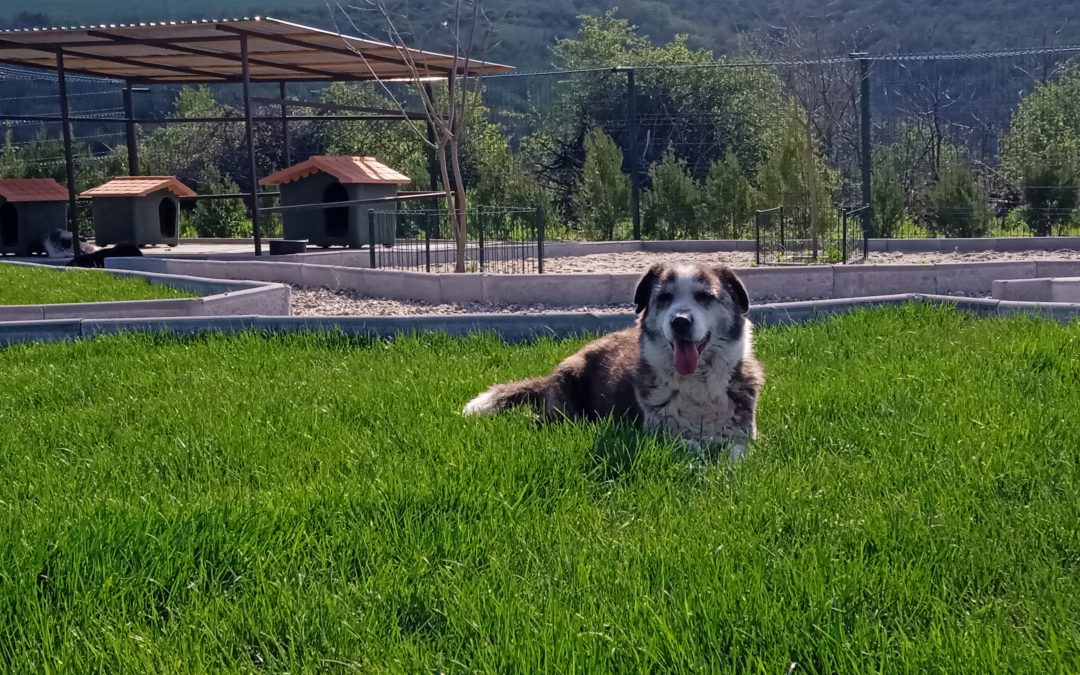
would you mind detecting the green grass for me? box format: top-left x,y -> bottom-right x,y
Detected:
0,305 -> 1077,672
0,263 -> 197,305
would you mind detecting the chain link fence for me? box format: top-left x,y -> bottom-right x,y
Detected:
4,45 -> 1080,267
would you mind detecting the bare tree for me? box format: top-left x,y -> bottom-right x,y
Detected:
332,0 -> 494,272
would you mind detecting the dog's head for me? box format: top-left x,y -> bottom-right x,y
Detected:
634,263 -> 751,376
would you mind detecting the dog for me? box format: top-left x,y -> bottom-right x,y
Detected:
67,243 -> 143,268
42,228 -> 95,259
464,263 -> 764,459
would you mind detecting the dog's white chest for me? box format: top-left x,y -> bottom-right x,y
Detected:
640,371 -> 734,442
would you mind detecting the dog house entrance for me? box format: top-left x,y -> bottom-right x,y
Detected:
323,183 -> 349,239
158,198 -> 178,238
0,202 -> 17,247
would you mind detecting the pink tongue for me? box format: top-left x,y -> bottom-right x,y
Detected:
673,340 -> 699,375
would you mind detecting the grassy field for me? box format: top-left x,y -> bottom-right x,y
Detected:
0,263 -> 197,305
0,305 -> 1077,672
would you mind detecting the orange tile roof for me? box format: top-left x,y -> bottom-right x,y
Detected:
0,178 -> 70,202
260,156 -> 412,186
80,176 -> 196,199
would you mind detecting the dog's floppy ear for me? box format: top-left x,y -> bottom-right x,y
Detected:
634,264 -> 664,314
716,266 -> 750,315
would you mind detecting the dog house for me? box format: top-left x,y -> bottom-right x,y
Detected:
80,176 -> 194,247
260,156 -> 411,248
0,178 -> 69,256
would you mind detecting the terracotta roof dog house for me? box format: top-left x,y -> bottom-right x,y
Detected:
0,178 -> 70,256
80,176 -> 195,247
260,156 -> 411,249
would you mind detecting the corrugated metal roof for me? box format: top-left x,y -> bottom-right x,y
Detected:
0,17 -> 514,84
0,178 -> 70,202
260,156 -> 411,186
80,176 -> 196,198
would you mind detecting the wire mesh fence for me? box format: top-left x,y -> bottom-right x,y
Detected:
754,204 -> 868,266
367,207 -> 544,274
5,46 -> 1080,258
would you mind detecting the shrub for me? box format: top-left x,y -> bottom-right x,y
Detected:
1021,163 -> 1079,236
926,159 -> 990,238
185,166 -> 251,238
643,150 -> 701,239
572,128 -> 631,240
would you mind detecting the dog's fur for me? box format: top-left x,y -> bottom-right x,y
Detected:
42,229 -> 142,267
42,229 -> 95,259
67,243 -> 143,268
464,263 -> 764,459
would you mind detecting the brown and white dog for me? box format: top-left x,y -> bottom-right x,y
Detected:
464,262 -> 764,459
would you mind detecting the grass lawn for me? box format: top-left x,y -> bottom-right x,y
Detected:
0,305 -> 1077,672
0,263 -> 197,305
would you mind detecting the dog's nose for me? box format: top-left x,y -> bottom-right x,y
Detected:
670,315 -> 692,336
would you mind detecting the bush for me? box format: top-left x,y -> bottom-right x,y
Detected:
1021,163 -> 1079,236
700,154 -> 756,239
872,156 -> 907,238
572,128 -> 631,240
927,159 -> 990,238
643,150 -> 701,239
185,166 -> 251,238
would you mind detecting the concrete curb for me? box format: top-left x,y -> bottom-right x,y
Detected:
0,260 -> 291,320
108,256 -> 1080,306
3,294 -> 1078,347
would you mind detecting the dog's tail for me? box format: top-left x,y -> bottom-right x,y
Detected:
463,376 -> 550,416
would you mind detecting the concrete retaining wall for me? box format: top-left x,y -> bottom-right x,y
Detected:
175,235 -> 1080,260
992,276 -> 1080,303
106,256 -> 1080,307
0,260 -> 291,321
4,294 -> 1079,347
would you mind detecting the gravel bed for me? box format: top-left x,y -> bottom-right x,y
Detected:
290,286 -> 636,316
290,249 -> 1063,316
291,287 -> 991,317
538,248 -> 1080,274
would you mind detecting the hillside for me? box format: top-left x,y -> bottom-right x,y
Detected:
3,0 -> 1078,71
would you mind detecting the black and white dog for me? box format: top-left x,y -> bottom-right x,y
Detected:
42,229 -> 142,268
464,262 -> 765,459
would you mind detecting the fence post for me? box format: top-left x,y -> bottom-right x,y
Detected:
852,52 -> 874,240
535,207 -> 545,274
842,207 -> 849,264
368,210 -> 377,269
619,67 -> 642,241
424,212 -> 432,273
478,210 -> 485,272
754,210 -> 762,266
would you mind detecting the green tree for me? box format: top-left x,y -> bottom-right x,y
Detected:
643,150 -> 701,239
529,12 -> 786,219
700,153 -> 756,238
926,156 -> 990,237
1001,68 -> 1080,235
755,101 -> 837,238
572,128 -> 630,240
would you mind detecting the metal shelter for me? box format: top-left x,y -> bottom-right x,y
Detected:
0,17 -> 514,255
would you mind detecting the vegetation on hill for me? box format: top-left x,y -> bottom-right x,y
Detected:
4,0 -> 1077,70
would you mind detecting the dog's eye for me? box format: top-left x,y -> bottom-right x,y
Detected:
694,291 -> 715,303
656,292 -> 674,305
